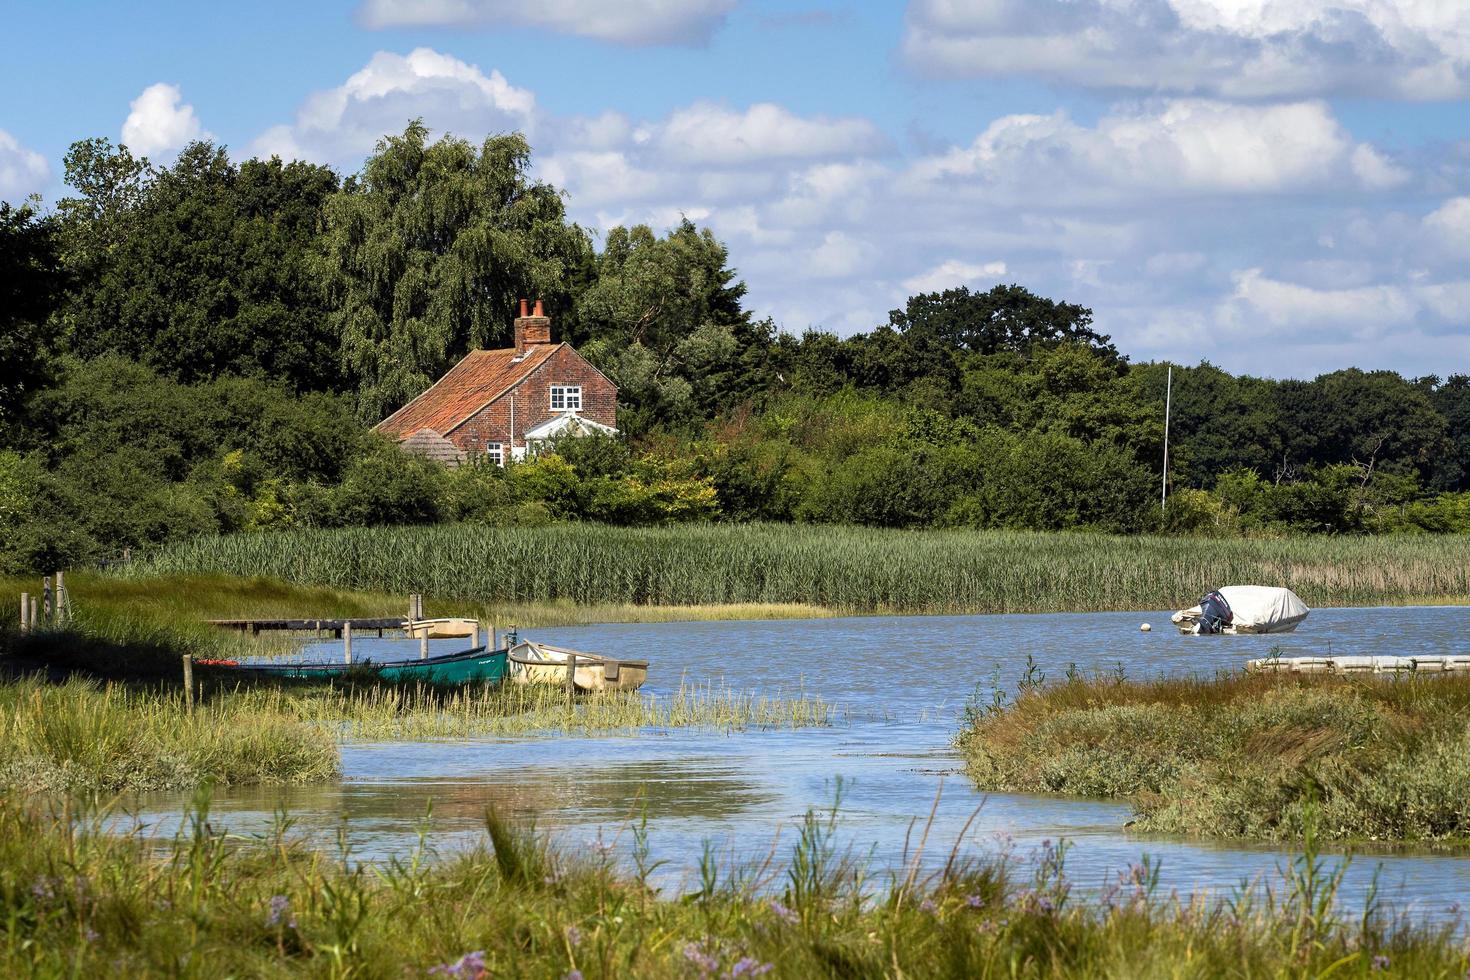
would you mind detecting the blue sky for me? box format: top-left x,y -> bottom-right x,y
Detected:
3,0 -> 1469,379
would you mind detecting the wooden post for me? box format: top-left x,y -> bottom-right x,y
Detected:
419,633 -> 429,660
565,652 -> 577,702
55,570 -> 66,626
29,596 -> 38,632
42,576 -> 53,626
182,656 -> 195,713
343,621 -> 353,664
20,593 -> 29,632
471,621 -> 479,648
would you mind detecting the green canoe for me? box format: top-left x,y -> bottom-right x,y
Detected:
195,645 -> 510,685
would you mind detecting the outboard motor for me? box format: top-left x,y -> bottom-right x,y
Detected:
1198,590 -> 1234,635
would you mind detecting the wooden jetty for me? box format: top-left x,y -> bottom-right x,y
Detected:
1248,655 -> 1470,675
208,617 -> 406,638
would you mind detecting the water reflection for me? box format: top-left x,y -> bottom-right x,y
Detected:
132,605 -> 1470,919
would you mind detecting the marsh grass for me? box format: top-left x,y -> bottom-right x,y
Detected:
958,669 -> 1470,844
0,672 -> 833,795
125,523 -> 1470,613
5,790 -> 1467,978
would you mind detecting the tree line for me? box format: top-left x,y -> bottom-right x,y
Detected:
2,121 -> 1468,571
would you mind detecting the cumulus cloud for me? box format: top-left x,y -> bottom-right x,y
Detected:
249,48 -> 535,164
1424,197 -> 1470,256
653,102 -> 887,165
905,99 -> 1403,202
902,259 -> 1008,294
902,0 -> 1470,100
0,129 -> 49,202
356,0 -> 736,45
121,83 -> 209,159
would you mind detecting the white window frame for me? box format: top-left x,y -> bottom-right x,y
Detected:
549,385 -> 582,411
484,442 -> 504,467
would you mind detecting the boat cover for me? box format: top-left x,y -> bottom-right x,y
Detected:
1214,586 -> 1309,629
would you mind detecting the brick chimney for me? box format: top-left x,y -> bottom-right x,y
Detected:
513,298 -> 552,350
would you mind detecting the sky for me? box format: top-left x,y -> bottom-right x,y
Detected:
2,0 -> 1469,380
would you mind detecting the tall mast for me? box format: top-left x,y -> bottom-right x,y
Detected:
1162,365 -> 1172,511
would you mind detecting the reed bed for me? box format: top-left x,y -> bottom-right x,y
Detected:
958,670 -> 1470,844
0,673 -> 833,795
126,523 -> 1470,614
5,791 -> 1466,978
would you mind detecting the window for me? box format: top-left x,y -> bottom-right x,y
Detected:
549,385 -> 582,411
485,442 -> 504,467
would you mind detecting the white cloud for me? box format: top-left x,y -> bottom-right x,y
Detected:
654,102 -> 887,165
903,0 -> 1470,100
1230,268 -> 1418,332
902,259 -> 1008,294
248,48 -> 535,164
121,83 -> 209,159
1424,197 -> 1470,256
356,0 -> 736,45
0,129 -> 49,202
906,99 -> 1399,203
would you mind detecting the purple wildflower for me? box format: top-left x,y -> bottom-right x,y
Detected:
1371,955 -> 1390,972
919,898 -> 938,914
266,894 -> 291,928
728,957 -> 773,978
429,950 -> 488,979
83,927 -> 100,943
683,941 -> 720,976
768,900 -> 798,925
565,925 -> 583,947
966,894 -> 984,909
564,972 -> 583,980
30,876 -> 57,901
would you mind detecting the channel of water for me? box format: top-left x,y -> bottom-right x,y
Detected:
133,606 -> 1470,920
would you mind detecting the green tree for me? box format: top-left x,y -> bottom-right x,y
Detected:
888,284 -> 1119,361
62,142 -> 345,389
0,202 -> 66,433
323,122 -> 592,421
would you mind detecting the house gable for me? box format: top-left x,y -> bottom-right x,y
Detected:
451,344 -> 617,455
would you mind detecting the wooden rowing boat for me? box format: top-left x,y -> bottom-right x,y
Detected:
193,645 -> 509,685
506,641 -> 648,693
404,617 -> 480,639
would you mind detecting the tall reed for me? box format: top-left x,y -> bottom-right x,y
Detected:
125,523 -> 1470,614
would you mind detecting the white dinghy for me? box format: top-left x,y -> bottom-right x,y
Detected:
1171,586 -> 1310,635
507,640 -> 649,693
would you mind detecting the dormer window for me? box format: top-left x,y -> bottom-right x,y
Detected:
549,385 -> 582,411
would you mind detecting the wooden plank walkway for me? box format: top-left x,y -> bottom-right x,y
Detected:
208,617 -> 407,636
1248,655 -> 1470,674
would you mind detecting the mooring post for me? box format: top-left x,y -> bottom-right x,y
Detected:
29,596 -> 38,631
55,570 -> 66,626
419,633 -> 429,660
20,592 -> 29,632
182,655 -> 194,713
343,621 -> 353,664
471,621 -> 479,648
42,575 -> 53,626
565,652 -> 577,703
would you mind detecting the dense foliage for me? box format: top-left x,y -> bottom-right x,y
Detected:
2,121 -> 1468,572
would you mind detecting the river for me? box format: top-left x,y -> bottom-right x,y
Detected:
134,605 -> 1470,920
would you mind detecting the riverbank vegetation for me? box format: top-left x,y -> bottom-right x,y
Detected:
5,127 -> 1470,577
958,670 -> 1470,845
125,525 -> 1470,613
5,792 -> 1466,978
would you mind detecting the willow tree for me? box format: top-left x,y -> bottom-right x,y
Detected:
323,121 -> 592,421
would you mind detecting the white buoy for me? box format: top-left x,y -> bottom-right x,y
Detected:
1140,623 -> 1152,632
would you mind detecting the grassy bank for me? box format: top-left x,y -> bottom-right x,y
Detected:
0,676 -> 834,795
6,794 -> 1466,978
125,524 -> 1470,614
958,671 -> 1470,844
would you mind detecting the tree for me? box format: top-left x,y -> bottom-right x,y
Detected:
1277,369 -> 1447,478
323,122 -> 593,421
888,284 -> 1120,361
0,202 -> 66,433
58,140 -> 345,390
1427,375 -> 1470,492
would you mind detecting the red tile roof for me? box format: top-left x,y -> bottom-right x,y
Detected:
375,344 -> 563,439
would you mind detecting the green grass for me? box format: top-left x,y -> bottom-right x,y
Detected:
123,523 -> 1470,614
4,791 -> 1466,978
957,670 -> 1470,844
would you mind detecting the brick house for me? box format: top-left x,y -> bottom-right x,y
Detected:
376,300 -> 618,466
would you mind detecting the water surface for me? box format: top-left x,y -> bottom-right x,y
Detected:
137,605 -> 1470,919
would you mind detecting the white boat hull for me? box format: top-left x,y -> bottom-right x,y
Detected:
506,641 -> 648,693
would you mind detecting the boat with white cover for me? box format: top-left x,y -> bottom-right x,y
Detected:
506,640 -> 649,692
1171,586 -> 1309,635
